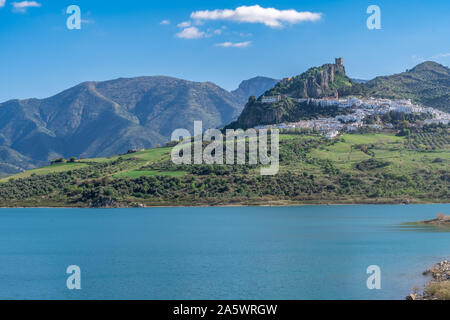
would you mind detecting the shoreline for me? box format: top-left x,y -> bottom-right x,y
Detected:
405,214 -> 450,229
1,201 -> 449,209
408,260 -> 450,300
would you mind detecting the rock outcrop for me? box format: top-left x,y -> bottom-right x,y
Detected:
266,58 -> 351,99
408,260 -> 450,300
424,260 -> 450,282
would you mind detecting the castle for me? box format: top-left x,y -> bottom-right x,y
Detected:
335,57 -> 343,66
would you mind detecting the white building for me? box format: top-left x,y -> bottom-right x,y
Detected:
394,105 -> 414,113
261,95 -> 281,104
425,119 -> 449,125
325,130 -> 339,139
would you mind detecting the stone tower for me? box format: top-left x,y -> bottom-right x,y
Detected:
335,57 -> 343,66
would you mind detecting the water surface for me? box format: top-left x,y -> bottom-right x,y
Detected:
0,204 -> 449,300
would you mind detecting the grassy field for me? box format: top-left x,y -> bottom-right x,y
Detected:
1,147 -> 172,183
0,132 -> 448,207
310,133 -> 448,174
0,162 -> 88,183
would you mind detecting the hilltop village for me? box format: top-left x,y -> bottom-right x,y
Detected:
255,96 -> 450,138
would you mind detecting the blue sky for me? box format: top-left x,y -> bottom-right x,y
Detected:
1,0 -> 449,102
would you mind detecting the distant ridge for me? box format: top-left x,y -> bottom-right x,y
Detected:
352,78 -> 368,84
232,76 -> 280,105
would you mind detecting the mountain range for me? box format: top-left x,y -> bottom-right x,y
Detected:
0,76 -> 277,176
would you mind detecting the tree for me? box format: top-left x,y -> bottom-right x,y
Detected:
51,158 -> 66,165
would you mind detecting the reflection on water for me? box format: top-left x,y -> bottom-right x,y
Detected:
393,223 -> 450,233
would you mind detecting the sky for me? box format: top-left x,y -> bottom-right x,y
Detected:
1,0 -> 450,102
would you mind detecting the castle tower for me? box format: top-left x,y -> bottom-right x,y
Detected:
335,57 -> 343,66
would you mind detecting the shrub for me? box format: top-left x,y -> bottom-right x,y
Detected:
425,281 -> 450,300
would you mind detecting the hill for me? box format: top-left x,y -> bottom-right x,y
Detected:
227,60 -> 450,130
0,132 -> 448,207
227,59 -> 354,129
342,61 -> 450,112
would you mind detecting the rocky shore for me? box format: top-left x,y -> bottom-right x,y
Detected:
407,260 -> 450,300
426,260 -> 450,281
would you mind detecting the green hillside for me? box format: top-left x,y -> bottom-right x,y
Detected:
0,131 -> 448,207
341,61 -> 450,112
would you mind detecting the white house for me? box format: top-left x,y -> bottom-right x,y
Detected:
261,95 -> 281,104
325,130 -> 339,139
425,119 -> 449,125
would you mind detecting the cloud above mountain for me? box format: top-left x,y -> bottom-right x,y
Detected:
413,52 -> 450,64
431,53 -> 450,59
190,5 -> 322,28
0,0 -> 6,8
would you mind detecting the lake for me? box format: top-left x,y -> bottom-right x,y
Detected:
0,204 -> 449,300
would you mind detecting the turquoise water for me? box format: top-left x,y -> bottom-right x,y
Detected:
0,204 -> 449,300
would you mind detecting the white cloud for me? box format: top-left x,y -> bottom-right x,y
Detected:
191,5 -> 322,28
413,53 -> 450,63
160,19 -> 171,25
177,21 -> 191,28
216,41 -> 252,48
0,0 -> 6,8
431,53 -> 450,59
176,27 -> 205,39
12,1 -> 41,12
